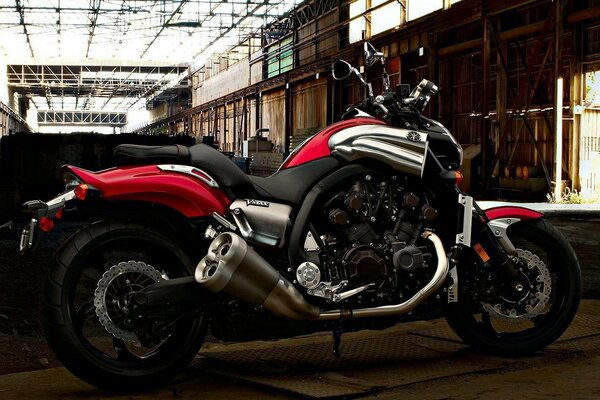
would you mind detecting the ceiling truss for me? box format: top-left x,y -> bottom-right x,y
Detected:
7,64 -> 187,111
0,0 -> 306,116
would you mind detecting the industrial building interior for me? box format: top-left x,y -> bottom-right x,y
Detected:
1,0 -> 600,399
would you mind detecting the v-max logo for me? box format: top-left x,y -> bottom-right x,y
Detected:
245,199 -> 270,207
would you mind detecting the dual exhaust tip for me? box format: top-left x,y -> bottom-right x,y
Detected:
195,231 -> 448,321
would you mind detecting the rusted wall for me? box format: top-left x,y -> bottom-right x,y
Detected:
580,108 -> 600,196
292,77 -> 327,138
0,101 -> 29,136
195,60 -> 250,105
261,89 -> 286,151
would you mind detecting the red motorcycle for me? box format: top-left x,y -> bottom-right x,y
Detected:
21,43 -> 580,392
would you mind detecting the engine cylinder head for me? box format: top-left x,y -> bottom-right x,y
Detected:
329,208 -> 349,225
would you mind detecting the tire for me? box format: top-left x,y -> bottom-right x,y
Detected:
42,220 -> 208,392
445,218 -> 581,356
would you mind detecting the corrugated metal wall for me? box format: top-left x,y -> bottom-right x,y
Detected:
261,89 -> 286,151
580,108 -> 600,197
445,51 -> 482,145
292,78 -> 327,144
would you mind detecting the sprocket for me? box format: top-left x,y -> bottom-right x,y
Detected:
94,261 -> 164,341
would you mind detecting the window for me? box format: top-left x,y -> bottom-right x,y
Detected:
266,35 -> 294,78
407,0 -> 443,21
349,0 -> 367,44
585,70 -> 600,106
372,0 -> 403,36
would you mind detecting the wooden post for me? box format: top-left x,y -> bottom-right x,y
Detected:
232,99 -> 237,154
284,81 -> 292,155
570,23 -> 583,191
481,16 -> 491,190
496,34 -> 508,178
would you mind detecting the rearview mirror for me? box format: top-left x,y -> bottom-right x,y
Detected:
331,59 -> 353,80
364,42 -> 384,66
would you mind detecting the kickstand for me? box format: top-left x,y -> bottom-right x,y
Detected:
332,323 -> 343,357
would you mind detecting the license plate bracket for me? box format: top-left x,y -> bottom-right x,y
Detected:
19,218 -> 37,255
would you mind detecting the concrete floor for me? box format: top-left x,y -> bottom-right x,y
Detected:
1,203 -> 598,399
1,300 -> 599,400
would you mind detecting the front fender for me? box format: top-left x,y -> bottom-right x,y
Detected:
484,205 -> 543,255
484,206 -> 544,221
64,165 -> 231,218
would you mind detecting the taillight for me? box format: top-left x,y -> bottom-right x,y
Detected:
74,184 -> 89,200
39,217 -> 55,232
54,208 -> 63,219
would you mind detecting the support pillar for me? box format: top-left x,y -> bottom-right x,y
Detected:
481,16 -> 491,189
553,0 -> 564,200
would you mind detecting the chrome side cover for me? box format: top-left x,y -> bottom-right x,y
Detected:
328,124 -> 429,177
229,199 -> 293,248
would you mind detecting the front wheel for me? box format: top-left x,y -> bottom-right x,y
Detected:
42,221 -> 208,392
445,219 -> 581,356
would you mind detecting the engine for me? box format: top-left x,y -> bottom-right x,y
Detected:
300,174 -> 439,307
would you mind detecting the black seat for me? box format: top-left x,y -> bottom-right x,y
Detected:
188,144 -> 254,196
249,157 -> 339,205
113,143 -> 340,203
114,144 -> 190,166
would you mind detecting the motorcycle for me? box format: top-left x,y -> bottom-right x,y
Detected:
20,43 -> 581,392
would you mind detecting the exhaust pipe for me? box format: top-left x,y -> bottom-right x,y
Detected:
195,231 -> 448,321
318,231 -> 448,320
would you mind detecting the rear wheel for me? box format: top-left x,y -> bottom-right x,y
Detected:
445,219 -> 581,356
42,221 -> 208,392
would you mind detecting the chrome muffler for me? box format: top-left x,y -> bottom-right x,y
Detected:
195,232 -> 320,320
195,231 -> 448,321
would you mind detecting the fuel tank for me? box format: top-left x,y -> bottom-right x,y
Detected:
280,118 -> 429,176
328,124 -> 428,177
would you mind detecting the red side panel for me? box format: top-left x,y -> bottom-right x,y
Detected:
280,117 -> 386,169
485,206 -> 544,221
64,165 -> 230,218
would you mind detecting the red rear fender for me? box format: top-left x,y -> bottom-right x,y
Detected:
64,165 -> 230,218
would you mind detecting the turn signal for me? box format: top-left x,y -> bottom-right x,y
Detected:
454,171 -> 464,186
74,184 -> 89,200
39,217 -> 55,232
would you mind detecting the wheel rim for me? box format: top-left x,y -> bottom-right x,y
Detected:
457,224 -> 574,344
65,234 -> 204,371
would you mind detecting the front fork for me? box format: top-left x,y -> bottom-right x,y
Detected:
450,194 -> 523,302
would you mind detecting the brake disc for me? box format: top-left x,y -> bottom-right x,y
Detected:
483,249 -> 552,322
94,261 -> 164,341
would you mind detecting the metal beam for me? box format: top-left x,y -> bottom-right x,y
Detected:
14,0 -> 34,57
37,111 -> 126,126
85,0 -> 102,58
140,1 -> 189,58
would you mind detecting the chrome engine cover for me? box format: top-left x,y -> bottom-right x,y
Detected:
329,124 -> 429,177
230,199 -> 293,248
